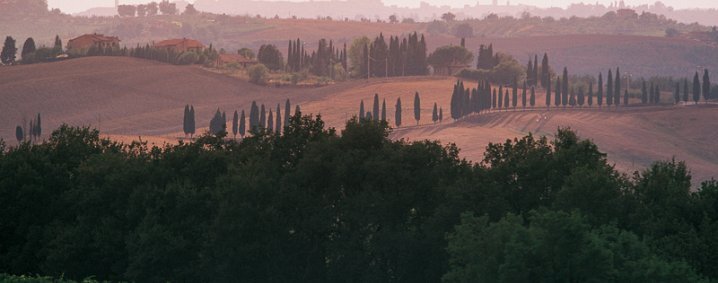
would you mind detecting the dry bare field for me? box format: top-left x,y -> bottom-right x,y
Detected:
1,57 -> 716,181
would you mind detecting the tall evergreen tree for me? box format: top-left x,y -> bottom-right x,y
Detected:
492,89 -> 497,109
295,105 -> 301,117
522,81 -> 527,109
623,89 -> 629,106
649,84 -> 655,104
232,110 -> 239,138
267,109 -> 274,132
578,87 -> 585,107
569,88 -> 576,107
250,101 -> 259,129
642,80 -> 648,104
498,86 -> 504,109
703,69 -> 711,102
35,113 -> 41,138
15,126 -> 23,143
527,58 -> 534,86
674,82 -> 681,104
1,36 -> 18,65
614,68 -> 621,106
555,77 -> 561,107
432,103 -> 438,123
504,89 -> 510,110
541,53 -> 550,88
655,85 -> 661,104
381,99 -> 387,122
606,69 -> 614,107
693,72 -> 701,104
562,67 -> 569,107
545,76 -> 552,109
512,82 -> 518,109
530,86 -> 536,108
53,35 -> 62,53
284,99 -> 291,127
683,78 -> 689,103
395,98 -> 402,127
21,37 -> 36,58
414,92 -> 421,124
533,54 -> 539,87
439,107 -> 443,122
239,110 -> 246,137
597,73 -> 604,107
360,100 -> 365,120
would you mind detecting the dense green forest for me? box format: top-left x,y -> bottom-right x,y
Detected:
1,114 -> 717,282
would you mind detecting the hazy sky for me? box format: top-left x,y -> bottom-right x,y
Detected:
48,0 -> 718,14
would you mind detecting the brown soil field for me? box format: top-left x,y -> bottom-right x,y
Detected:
1,57 -> 716,182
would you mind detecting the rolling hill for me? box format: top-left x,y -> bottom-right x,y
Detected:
0,57 -> 716,182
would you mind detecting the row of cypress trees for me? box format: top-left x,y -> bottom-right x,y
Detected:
361,32 -> 428,78
359,92 -> 427,127
451,80 -> 537,120
287,38 -> 348,76
14,113 -> 42,143
182,100 -> 300,139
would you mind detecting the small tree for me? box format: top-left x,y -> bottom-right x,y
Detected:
381,99 -> 387,122
260,104 -> 266,128
432,103 -> 439,123
248,64 -> 269,84
530,86 -> 536,108
545,76 -> 552,109
642,80 -> 648,104
373,94 -> 380,121
693,72 -> 701,104
395,98 -> 402,127
284,99 -> 291,127
249,101 -> 259,130
588,82 -> 594,107
34,113 -> 41,139
359,100 -> 365,120
1,36 -> 18,65
239,110 -> 246,137
275,104 -> 282,134
53,35 -> 62,54
439,107 -> 443,122
183,105 -> 190,137
597,73 -> 604,108
414,92 -> 421,125
702,69 -> 711,102
267,109 -> 274,132
441,12 -> 456,22
683,78 -> 689,103
21,38 -> 36,59
674,82 -> 681,104
522,81 -> 528,109
232,110 -> 239,138
16,126 -> 24,143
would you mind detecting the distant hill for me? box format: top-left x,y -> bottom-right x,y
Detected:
74,7 -> 117,17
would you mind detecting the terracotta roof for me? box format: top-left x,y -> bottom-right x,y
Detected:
218,53 -> 257,64
69,33 -> 120,43
155,38 -> 205,49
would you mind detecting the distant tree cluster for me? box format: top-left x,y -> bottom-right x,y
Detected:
359,92 -> 427,127
359,32 -> 428,78
126,44 -> 218,66
117,1 -> 177,17
427,44 -> 473,75
183,105 -> 196,138
287,38 -> 348,78
257,44 -> 284,71
15,113 -> 42,143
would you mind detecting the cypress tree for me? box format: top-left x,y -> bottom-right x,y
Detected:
360,100 -> 365,120
498,86 -> 504,109
414,92 -> 421,124
295,105 -> 301,117
53,35 -> 62,53
693,72 -> 701,104
21,37 -> 36,58
432,103 -> 438,123
250,101 -> 259,129
655,85 -> 661,104
260,104 -> 266,128
562,67 -> 569,107
541,53 -> 549,88
533,54 -> 539,87
522,81 -> 527,109
569,88 -> 576,107
703,69 -> 711,102
183,105 -> 190,136
1,36 -> 17,65
578,87 -> 585,107
614,68 -> 621,106
439,107 -> 443,122
395,97 -> 402,127
492,89 -> 497,109
512,82 -> 518,109
597,73 -> 604,107
527,58 -> 534,86
276,104 -> 282,134
285,99 -> 291,126
554,77 -> 561,107
35,113 -> 41,138
683,78 -> 689,103
450,81 -> 459,119
606,69 -> 614,107
189,106 -> 196,138
674,82 -> 681,104
373,93 -> 380,121
649,84 -> 655,104
268,109 -> 274,132
239,110 -> 246,137
642,80 -> 648,104
381,99 -> 387,122
530,86 -> 536,108
16,126 -> 23,143
232,110 -> 239,138
588,82 -> 594,107
546,76 -> 552,108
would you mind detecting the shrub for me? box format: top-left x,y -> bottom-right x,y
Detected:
176,51 -> 199,65
248,63 -> 269,84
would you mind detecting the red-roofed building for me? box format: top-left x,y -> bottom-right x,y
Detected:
216,53 -> 258,68
154,38 -> 205,53
67,33 -> 121,52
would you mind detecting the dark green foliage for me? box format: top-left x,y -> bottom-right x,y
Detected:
561,67 -> 569,107
188,106 -> 195,138
554,77 -> 561,107
239,110 -> 246,137
476,44 -> 497,69
540,53 -> 550,88
588,82 -> 594,107
614,67 -> 621,106
684,78 -> 690,103
395,98 -> 402,127
504,89 -> 509,110
427,45 -> 473,75
183,105 -> 190,136
381,99 -> 387,122
529,86 -> 535,107
521,81 -> 527,108
257,44 -> 284,71
359,100 -> 365,120
414,92 -> 421,124
693,72 -> 701,104
209,109 -> 226,135
702,69 -> 711,101
545,75 -> 552,108
624,89 -> 629,105
15,126 -> 23,142
432,103 -> 438,123
275,104 -> 282,134
578,87 -> 585,107
259,105 -> 266,128
1,36 -> 18,65
607,69 -> 614,106
439,107 -> 443,122
675,82 -> 681,104
512,82 -> 518,109
2,120 -> 718,282
249,101 -> 259,130
642,80 -> 649,104
267,110 -> 274,132
21,38 -> 36,59
372,94 -> 380,121
284,99 -> 291,128
597,73 -> 604,107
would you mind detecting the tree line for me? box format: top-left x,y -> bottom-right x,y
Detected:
117,1 -> 181,17
1,118 -> 717,282
183,100 -> 300,139
360,32 -> 429,78
359,92 -> 432,127
286,38 -> 348,77
14,113 -> 42,144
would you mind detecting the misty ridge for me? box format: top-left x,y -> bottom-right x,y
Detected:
72,0 -> 718,26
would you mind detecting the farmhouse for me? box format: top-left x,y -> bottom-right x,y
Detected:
215,53 -> 258,68
67,34 -> 121,52
154,38 -> 205,53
